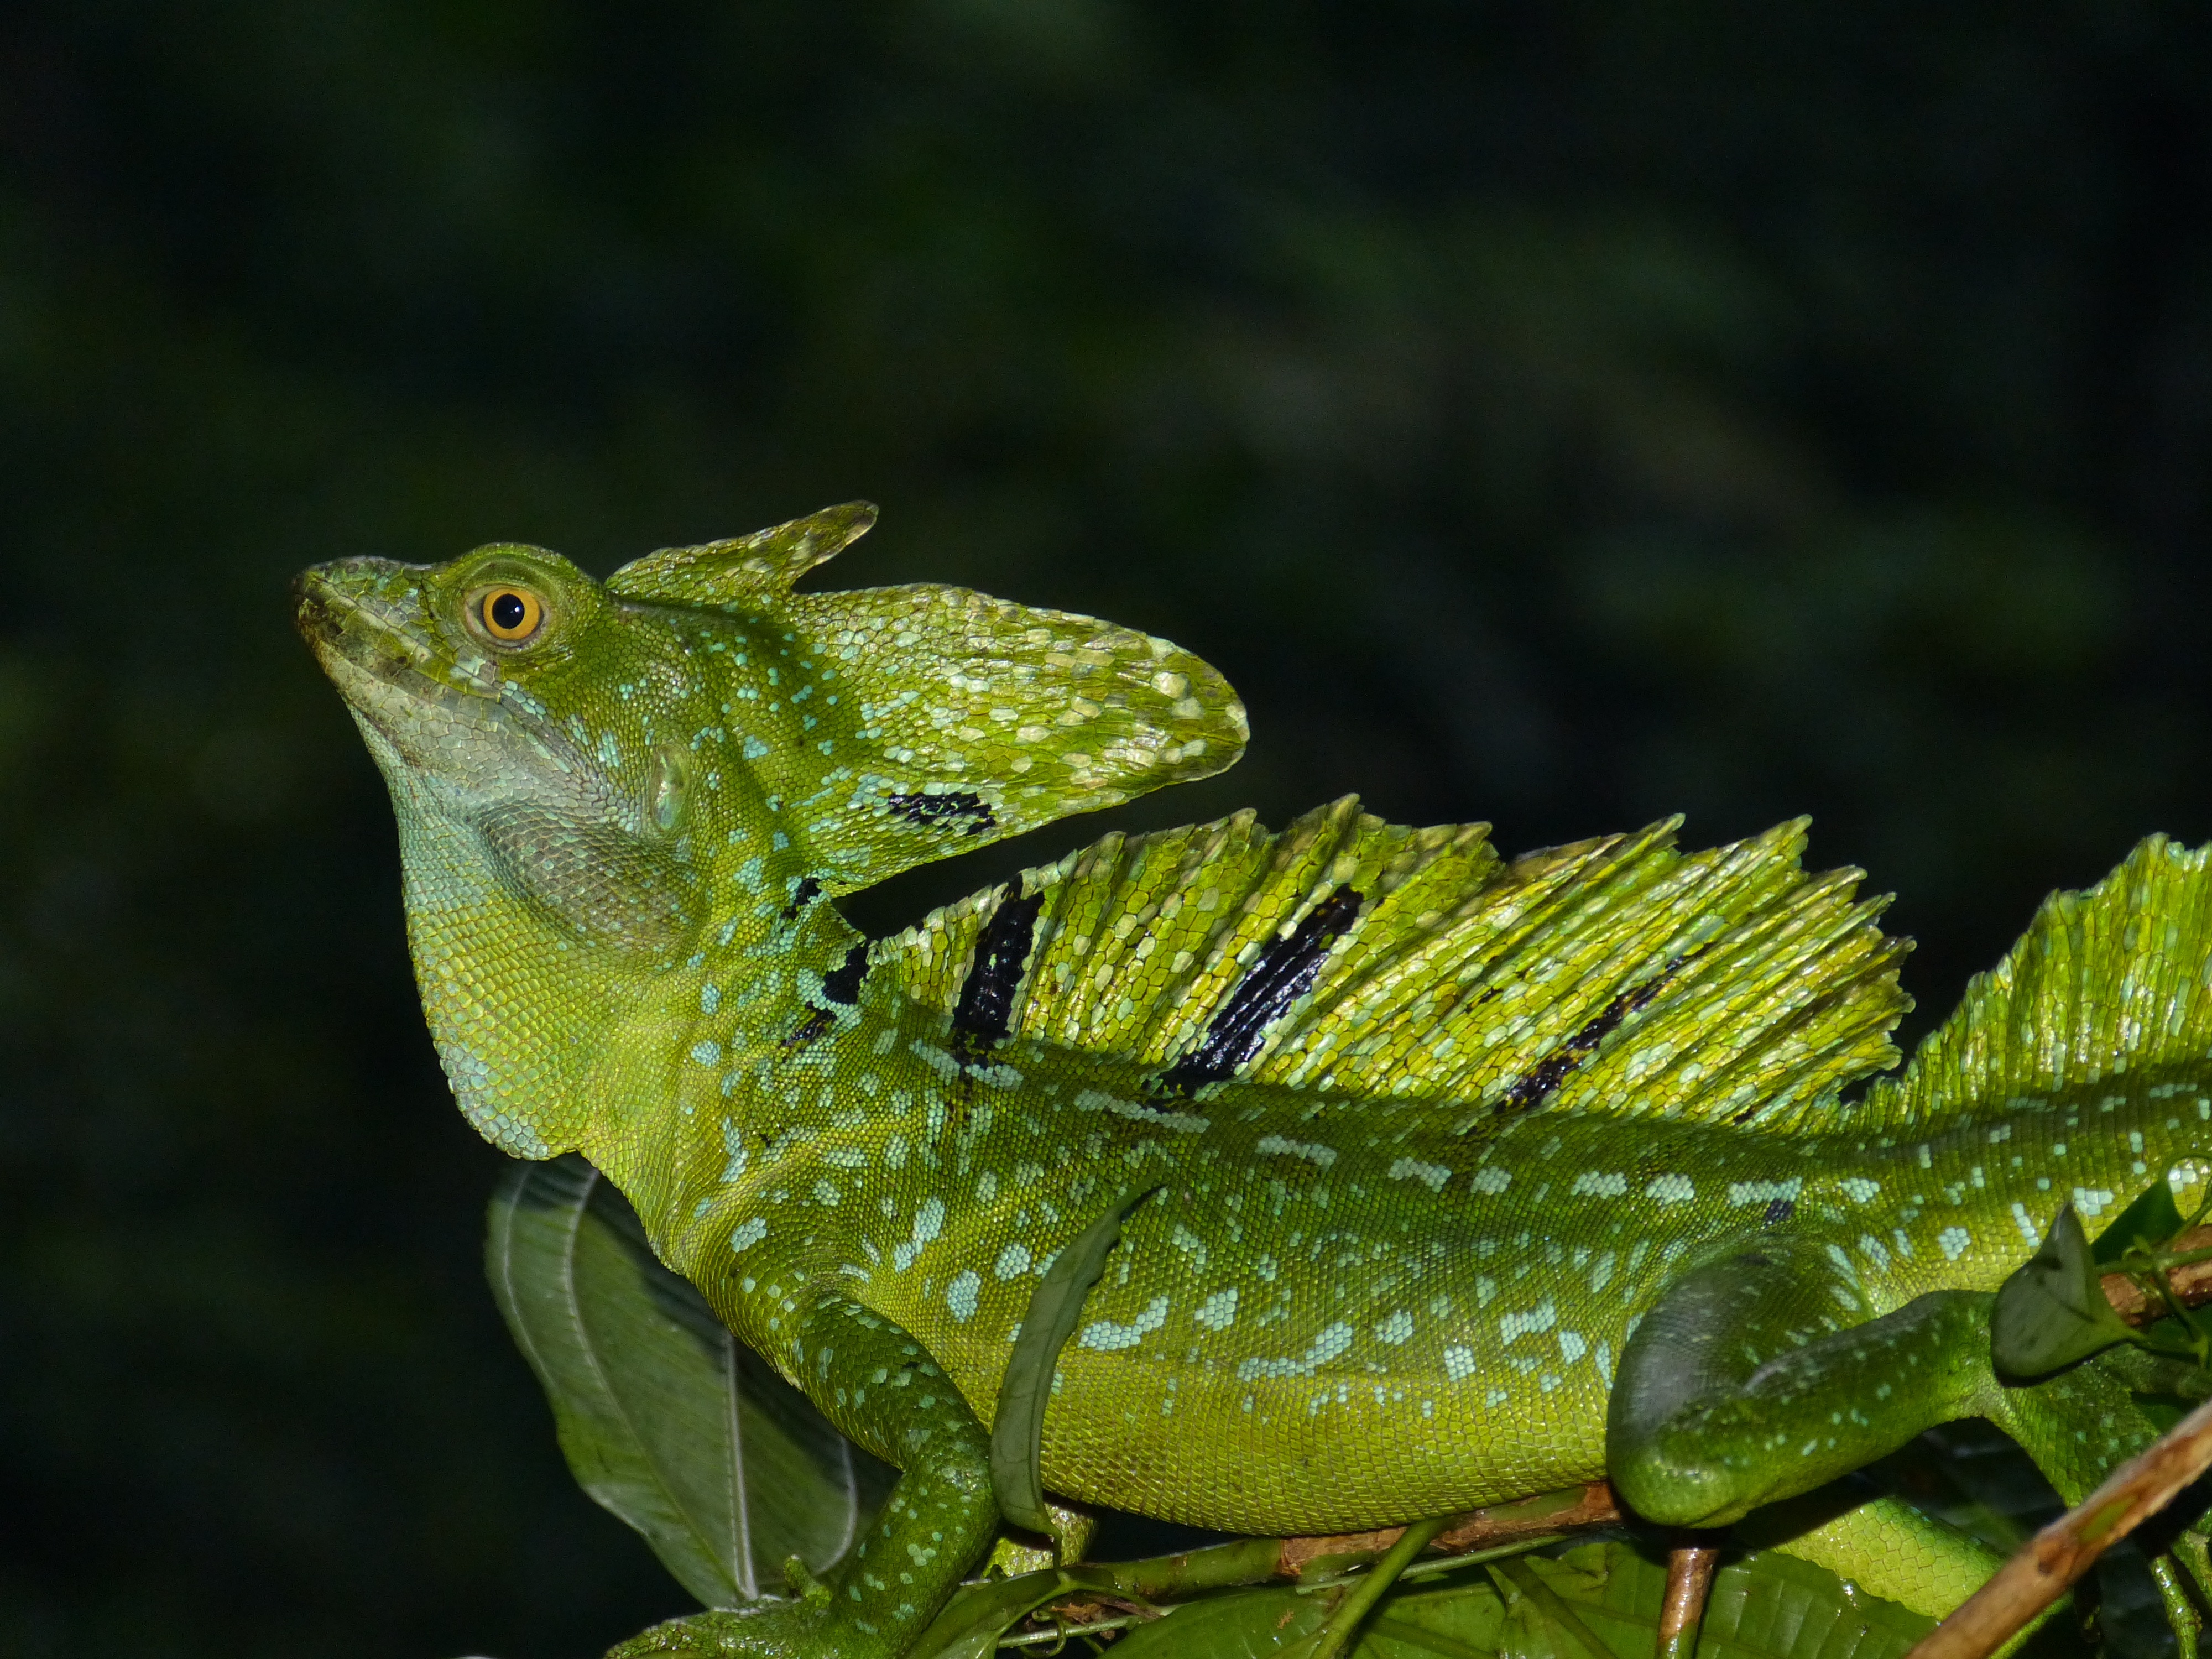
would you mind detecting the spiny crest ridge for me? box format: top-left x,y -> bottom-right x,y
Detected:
881,800 -> 1913,1130
1860,834 -> 2212,1133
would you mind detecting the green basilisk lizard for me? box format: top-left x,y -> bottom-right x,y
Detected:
299,503 -> 2212,1656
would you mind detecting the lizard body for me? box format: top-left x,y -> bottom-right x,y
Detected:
299,505 -> 2212,1656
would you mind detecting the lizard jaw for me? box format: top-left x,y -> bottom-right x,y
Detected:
296,557 -> 687,951
294,559 -> 580,800
294,559 -> 504,715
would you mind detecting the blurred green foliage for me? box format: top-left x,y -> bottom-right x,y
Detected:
3,2 -> 2211,1655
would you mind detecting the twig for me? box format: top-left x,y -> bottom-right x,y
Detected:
1395,1535 -> 1574,1586
1292,1514 -> 1451,1659
997,1610 -> 1149,1648
2103,1223 -> 2212,1322
1903,1393 -> 2212,1659
1656,1536 -> 1722,1659
1274,1481 -> 1618,1579
984,1483 -> 1615,1631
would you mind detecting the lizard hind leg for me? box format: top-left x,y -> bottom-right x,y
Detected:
1739,1486 -> 2005,1626
1608,1240 -> 2000,1529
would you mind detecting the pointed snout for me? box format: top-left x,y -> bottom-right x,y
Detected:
292,557 -> 434,651
291,563 -> 342,648
291,555 -> 452,698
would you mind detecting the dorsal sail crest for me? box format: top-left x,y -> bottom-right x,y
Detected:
879,799 -> 1914,1130
1859,834 -> 2212,1135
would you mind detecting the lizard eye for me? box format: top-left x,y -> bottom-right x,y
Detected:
473,586 -> 546,645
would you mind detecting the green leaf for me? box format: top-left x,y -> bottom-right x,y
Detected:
1680,1547 -> 1934,1659
1991,1202 -> 2139,1377
910,1571 -> 1099,1659
1099,1583 -> 1327,1657
2090,1175 -> 2188,1264
1086,1541 -> 1932,1659
485,1155 -> 893,1608
989,1185 -> 1160,1532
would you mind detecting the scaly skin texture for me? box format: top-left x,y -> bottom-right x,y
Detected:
299,505 -> 2212,1657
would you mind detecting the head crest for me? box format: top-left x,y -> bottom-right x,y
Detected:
614,504 -> 1248,894
606,503 -> 880,609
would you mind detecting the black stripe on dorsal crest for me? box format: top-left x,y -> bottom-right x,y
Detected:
951,886 -> 1045,1062
1493,949 -> 1693,1116
1156,886 -> 1365,1095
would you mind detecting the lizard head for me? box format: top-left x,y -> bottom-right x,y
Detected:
297,503 -> 1246,1158
295,541 -> 717,1155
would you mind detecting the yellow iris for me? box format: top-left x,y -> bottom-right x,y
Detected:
477,587 -> 544,643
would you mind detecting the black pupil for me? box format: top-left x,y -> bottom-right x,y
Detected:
488,591 -> 529,632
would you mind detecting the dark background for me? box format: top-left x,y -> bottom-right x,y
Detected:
3,3 -> 2211,1655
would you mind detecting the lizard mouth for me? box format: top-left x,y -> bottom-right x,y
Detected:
293,559 -> 515,752
294,559 -> 609,823
295,561 -> 500,696
295,557 -> 687,948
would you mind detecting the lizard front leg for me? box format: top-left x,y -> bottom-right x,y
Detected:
1608,1242 -> 1998,1527
616,1292 -> 998,1659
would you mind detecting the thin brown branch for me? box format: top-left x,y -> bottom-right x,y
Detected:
1274,1481 -> 1619,1578
2101,1223 -> 2212,1322
1656,1537 -> 1723,1659
1903,1394 -> 2212,1659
